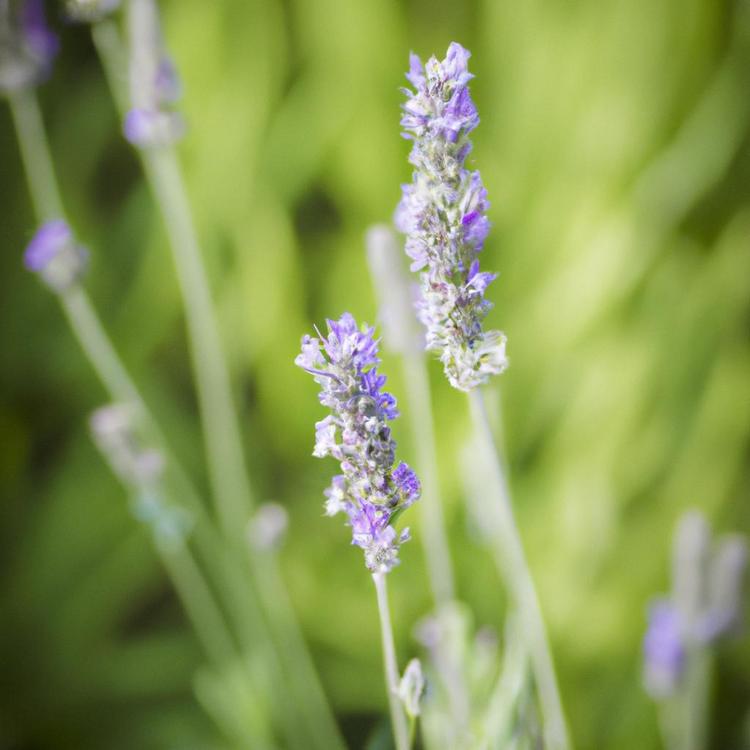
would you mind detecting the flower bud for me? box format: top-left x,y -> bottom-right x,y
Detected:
247,502 -> 289,552
24,220 -> 88,292
398,658 -> 425,718
0,0 -> 58,94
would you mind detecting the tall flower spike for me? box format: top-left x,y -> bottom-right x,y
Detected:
124,0 -> 184,148
0,0 -> 59,95
396,42 -> 508,391
295,312 -> 420,573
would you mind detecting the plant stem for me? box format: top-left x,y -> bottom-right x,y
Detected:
683,648 -> 711,750
373,572 -> 410,750
468,388 -> 571,750
401,350 -> 455,605
93,18 -> 252,538
159,540 -> 236,667
251,552 -> 348,750
8,80 -> 250,696
91,22 -> 345,747
7,88 -> 63,221
141,147 -> 253,535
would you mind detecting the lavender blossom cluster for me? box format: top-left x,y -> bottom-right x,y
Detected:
643,511 -> 747,698
296,313 -> 420,573
0,0 -> 58,94
396,42 -> 507,391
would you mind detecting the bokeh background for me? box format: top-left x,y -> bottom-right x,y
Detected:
1,0 -> 749,747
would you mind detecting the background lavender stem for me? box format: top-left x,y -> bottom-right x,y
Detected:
7,88 -> 62,220
469,388 -> 571,750
92,18 -> 346,748
8,83 -> 271,707
402,346 -> 455,605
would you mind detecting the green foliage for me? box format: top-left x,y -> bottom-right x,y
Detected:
1,0 -> 749,747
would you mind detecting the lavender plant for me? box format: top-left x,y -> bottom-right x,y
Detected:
396,42 -> 507,392
296,312 -> 420,573
395,43 -> 570,749
0,0 -> 57,95
644,510 -> 747,750
7,3 -> 345,748
296,312 -> 421,749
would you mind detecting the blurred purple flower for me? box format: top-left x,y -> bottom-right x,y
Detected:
643,600 -> 685,698
24,219 -> 88,291
0,0 -> 58,93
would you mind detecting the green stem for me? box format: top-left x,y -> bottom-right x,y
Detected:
7,88 -> 63,221
401,350 -> 455,605
159,540 -> 236,667
59,287 -> 141,405
251,552 -> 347,750
468,388 -> 571,750
373,572 -> 409,750
94,18 -> 253,538
91,22 -> 345,747
141,148 -> 253,535
682,648 -> 711,750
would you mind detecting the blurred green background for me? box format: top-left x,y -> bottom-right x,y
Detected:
1,0 -> 749,747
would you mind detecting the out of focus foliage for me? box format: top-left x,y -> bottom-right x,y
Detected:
1,0 -> 749,748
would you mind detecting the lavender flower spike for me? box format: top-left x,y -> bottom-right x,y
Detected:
396,42 -> 508,391
295,312 -> 421,573
0,0 -> 59,94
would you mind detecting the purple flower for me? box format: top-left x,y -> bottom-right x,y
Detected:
346,500 -> 410,573
393,462 -> 420,505
24,219 -> 70,271
21,0 -> 58,62
396,43 -> 508,390
643,600 -> 685,698
296,313 -> 420,572
0,0 -> 58,93
24,220 -> 88,291
123,107 -> 184,148
125,0 -> 184,148
643,511 -> 747,702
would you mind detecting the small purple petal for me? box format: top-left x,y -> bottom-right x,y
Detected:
24,220 -> 71,271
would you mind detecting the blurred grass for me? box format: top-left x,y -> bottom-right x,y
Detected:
1,0 -> 749,747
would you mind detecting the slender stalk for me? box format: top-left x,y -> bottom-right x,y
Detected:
8,82 -> 285,747
401,350 -> 455,605
91,22 -> 346,747
141,148 -> 252,534
373,572 -> 410,750
159,540 -> 237,667
59,287 -> 141,404
468,388 -> 570,750
7,88 -> 63,220
251,553 -> 348,750
683,648 -> 711,750
93,18 -> 252,538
